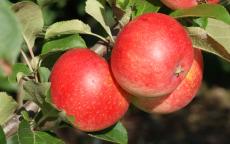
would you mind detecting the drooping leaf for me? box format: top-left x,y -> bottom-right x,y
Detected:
45,20 -> 91,39
131,0 -> 160,18
23,81 -> 50,105
85,0 -> 113,40
12,1 -> 44,49
8,63 -> 31,83
0,1 -> 23,64
0,92 -> 18,125
7,120 -> 64,144
170,4 -> 230,25
188,23 -> 230,62
205,18 -> 230,51
41,34 -> 86,55
89,122 -> 128,144
0,126 -> 6,144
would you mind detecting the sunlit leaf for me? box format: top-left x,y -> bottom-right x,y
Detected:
188,19 -> 230,62
171,4 -> 230,24
42,34 -> 86,54
85,0 -> 113,40
45,20 -> 91,39
12,1 -> 44,49
0,92 -> 18,125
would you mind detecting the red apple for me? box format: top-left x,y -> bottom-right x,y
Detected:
50,48 -> 129,132
111,13 -> 194,98
161,0 -> 219,10
131,49 -> 203,114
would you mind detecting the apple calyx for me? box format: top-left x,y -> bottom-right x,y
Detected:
174,65 -> 184,77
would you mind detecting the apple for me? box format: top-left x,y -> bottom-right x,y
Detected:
50,48 -> 129,132
111,13 -> 194,98
161,0 -> 220,10
131,49 -> 203,114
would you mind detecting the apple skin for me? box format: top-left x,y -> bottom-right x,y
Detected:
111,13 -> 194,98
50,48 -> 129,132
131,49 -> 203,114
161,0 -> 219,10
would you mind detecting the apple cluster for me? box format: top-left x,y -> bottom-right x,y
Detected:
50,13 -> 203,132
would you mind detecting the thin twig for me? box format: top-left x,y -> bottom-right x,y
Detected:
20,49 -> 33,72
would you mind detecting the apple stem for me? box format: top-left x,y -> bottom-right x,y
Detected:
197,0 -> 208,4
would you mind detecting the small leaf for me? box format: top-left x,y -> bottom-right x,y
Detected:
0,1 -> 23,64
45,20 -> 91,39
8,63 -> 31,83
85,0 -> 113,40
41,34 -> 86,55
116,0 -> 129,10
188,26 -> 230,62
0,126 -> 6,144
12,1 -> 44,49
193,17 -> 208,28
0,92 -> 18,125
131,0 -> 160,18
7,120 -> 65,144
89,122 -> 128,144
21,110 -> 31,121
38,67 -> 50,83
170,4 -> 230,25
23,81 -> 50,105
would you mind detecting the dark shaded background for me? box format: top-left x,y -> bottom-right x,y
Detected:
6,0 -> 230,143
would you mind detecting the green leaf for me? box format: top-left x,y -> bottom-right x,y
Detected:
38,67 -> 50,83
40,102 -> 60,118
205,18 -> 230,51
21,110 -> 31,121
85,0 -> 113,40
8,63 -> 31,83
45,19 -> 91,39
0,126 -> 6,144
23,81 -> 50,105
193,17 -> 208,28
116,0 -> 129,10
0,92 -> 18,125
7,120 -> 64,144
0,1 -> 23,64
89,122 -> 128,144
12,1 -> 44,49
41,34 -> 86,54
131,0 -> 160,18
34,131 -> 64,144
188,24 -> 230,62
170,4 -> 230,25
0,76 -> 17,92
